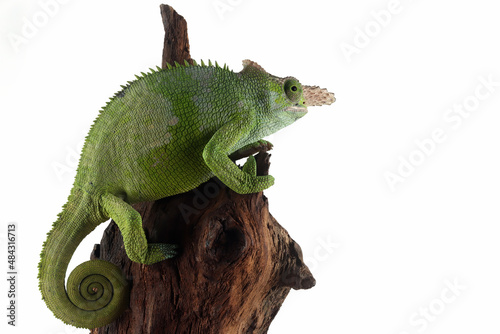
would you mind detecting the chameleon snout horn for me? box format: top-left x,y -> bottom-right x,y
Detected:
302,85 -> 336,107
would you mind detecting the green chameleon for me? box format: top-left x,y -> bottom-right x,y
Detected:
38,59 -> 335,329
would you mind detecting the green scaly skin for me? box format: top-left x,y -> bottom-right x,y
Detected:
38,59 -> 335,329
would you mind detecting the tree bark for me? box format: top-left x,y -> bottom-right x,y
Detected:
90,5 -> 315,334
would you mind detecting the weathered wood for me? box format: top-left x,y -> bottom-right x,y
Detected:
90,5 -> 315,334
160,4 -> 192,68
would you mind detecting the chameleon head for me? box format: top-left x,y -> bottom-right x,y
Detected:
241,59 -> 335,121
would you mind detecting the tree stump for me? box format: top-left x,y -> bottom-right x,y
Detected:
90,5 -> 315,333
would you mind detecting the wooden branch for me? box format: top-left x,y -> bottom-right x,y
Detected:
90,5 -> 315,334
160,4 -> 192,68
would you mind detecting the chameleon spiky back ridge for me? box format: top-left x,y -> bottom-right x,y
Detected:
39,59 -> 335,328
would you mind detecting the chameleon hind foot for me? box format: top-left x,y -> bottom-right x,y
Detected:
102,193 -> 178,264
149,243 -> 178,259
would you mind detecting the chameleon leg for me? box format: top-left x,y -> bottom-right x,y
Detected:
101,193 -> 177,264
203,114 -> 275,194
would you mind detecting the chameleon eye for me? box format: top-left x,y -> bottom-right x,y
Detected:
284,78 -> 302,102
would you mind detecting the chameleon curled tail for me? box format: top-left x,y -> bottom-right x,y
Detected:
38,188 -> 129,328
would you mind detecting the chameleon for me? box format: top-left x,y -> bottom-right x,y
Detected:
38,59 -> 335,329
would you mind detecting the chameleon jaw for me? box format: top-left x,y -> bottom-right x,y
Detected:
285,105 -> 308,113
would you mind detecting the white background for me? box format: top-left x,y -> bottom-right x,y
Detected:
1,0 -> 500,333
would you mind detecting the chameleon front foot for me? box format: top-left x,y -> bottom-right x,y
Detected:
241,155 -> 275,193
242,155 -> 258,176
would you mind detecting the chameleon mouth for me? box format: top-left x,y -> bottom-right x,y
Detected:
286,105 -> 308,113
